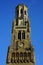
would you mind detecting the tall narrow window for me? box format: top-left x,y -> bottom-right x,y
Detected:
25,11 -> 26,15
28,52 -> 31,61
20,9 -> 23,18
16,52 -> 19,62
20,52 -> 23,62
27,22 -> 30,32
18,31 -> 21,40
16,19 -> 18,25
11,52 -> 15,63
24,52 -> 27,62
25,21 -> 26,25
22,31 -> 25,39
21,9 -> 23,14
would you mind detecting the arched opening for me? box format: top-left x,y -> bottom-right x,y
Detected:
16,52 -> 19,62
18,31 -> 21,40
24,11 -> 26,15
20,52 -> 23,62
11,52 -> 15,63
22,31 -> 25,39
23,52 -> 27,62
21,9 -> 23,14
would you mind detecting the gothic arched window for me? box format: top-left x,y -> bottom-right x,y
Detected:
21,9 -> 23,14
20,9 -> 23,18
16,52 -> 19,62
28,52 -> 31,61
11,52 -> 15,63
25,11 -> 26,15
20,52 -> 23,62
18,31 -> 21,40
23,52 -> 27,62
22,31 -> 25,39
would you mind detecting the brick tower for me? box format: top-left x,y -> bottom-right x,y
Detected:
6,4 -> 35,65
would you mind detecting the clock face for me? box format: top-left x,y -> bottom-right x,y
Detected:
18,42 -> 24,48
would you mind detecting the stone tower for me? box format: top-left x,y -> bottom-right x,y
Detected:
6,4 -> 35,65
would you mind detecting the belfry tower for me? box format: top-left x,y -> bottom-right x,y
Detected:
6,4 -> 35,65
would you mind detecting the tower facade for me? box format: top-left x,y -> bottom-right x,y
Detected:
6,4 -> 35,65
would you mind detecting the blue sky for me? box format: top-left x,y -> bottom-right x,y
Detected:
0,0 -> 43,65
